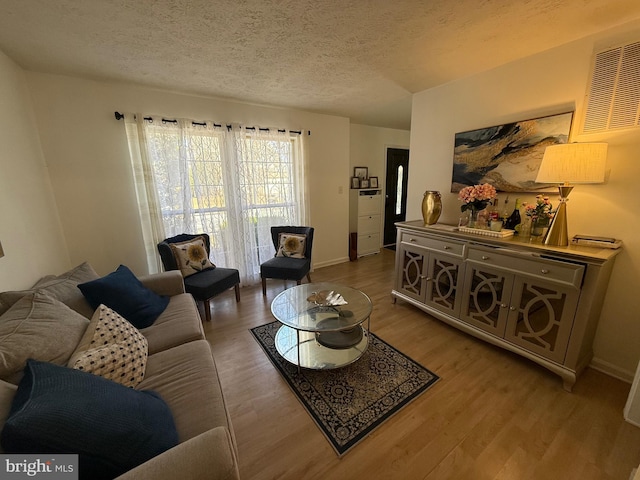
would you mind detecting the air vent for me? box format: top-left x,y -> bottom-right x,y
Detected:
582,41 -> 640,133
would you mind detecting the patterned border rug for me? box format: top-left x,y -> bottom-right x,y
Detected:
250,321 -> 439,455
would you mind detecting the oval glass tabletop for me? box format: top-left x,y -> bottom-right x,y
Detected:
270,282 -> 372,332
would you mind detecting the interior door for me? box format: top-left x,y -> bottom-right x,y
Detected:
384,148 -> 410,246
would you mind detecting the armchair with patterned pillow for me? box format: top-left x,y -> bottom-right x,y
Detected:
260,226 -> 314,295
157,233 -> 240,322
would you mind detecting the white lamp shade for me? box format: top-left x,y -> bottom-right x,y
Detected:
536,143 -> 608,184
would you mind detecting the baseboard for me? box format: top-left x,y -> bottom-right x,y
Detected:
313,257 -> 350,270
625,417 -> 640,428
590,357 -> 635,383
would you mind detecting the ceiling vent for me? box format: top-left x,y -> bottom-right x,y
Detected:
581,41 -> 640,133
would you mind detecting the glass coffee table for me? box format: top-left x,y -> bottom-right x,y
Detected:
270,282 -> 372,370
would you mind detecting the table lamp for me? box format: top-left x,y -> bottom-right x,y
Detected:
535,142 -> 608,246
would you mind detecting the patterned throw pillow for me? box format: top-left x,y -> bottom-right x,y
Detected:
68,305 -> 148,388
169,236 -> 216,278
275,233 -> 307,258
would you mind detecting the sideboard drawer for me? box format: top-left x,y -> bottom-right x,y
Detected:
467,247 -> 584,287
400,232 -> 464,257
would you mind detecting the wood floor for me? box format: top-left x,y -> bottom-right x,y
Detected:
202,249 -> 640,480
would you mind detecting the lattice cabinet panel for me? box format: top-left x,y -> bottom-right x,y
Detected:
504,278 -> 579,363
396,244 -> 428,302
425,254 -> 464,317
460,263 -> 514,337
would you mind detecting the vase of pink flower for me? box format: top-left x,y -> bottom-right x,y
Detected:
458,183 -> 497,228
523,195 -> 554,236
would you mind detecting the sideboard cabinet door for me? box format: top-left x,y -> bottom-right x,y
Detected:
396,243 -> 429,302
460,262 -> 513,337
504,277 -> 580,363
425,253 -> 464,317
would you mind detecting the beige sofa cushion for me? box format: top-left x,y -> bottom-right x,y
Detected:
116,428 -> 239,480
140,294 -> 204,354
137,340 -> 232,443
0,262 -> 99,318
0,292 -> 89,383
68,305 -> 149,388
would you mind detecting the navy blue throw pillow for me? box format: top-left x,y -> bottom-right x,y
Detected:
78,265 -> 169,328
1,360 -> 179,480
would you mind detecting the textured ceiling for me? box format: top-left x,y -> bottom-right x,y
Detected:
1,0 -> 640,129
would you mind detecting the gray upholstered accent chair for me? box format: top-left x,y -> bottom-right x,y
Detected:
157,233 -> 240,322
260,226 -> 314,295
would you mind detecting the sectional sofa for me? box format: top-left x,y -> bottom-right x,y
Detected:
0,262 -> 239,479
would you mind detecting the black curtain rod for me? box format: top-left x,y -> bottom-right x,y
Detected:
114,111 -> 306,135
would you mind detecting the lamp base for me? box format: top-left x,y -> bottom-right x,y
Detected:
543,202 -> 569,246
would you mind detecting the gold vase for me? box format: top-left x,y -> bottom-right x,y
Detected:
422,191 -> 442,225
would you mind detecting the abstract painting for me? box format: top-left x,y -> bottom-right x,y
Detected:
451,111 -> 574,193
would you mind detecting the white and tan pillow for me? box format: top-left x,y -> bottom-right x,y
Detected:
275,233 -> 307,258
169,236 -> 216,277
0,292 -> 90,384
68,304 -> 148,388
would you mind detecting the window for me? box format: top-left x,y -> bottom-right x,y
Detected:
125,116 -> 307,283
395,165 -> 404,215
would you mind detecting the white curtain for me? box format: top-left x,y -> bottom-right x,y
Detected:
124,116 -> 166,274
123,114 -> 309,284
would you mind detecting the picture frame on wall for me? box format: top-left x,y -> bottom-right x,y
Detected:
354,167 -> 368,180
451,111 -> 574,193
351,177 -> 360,189
360,179 -> 370,189
369,177 -> 378,188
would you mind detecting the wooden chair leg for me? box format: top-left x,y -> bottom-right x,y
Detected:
234,283 -> 240,302
306,273 -> 312,283
204,299 -> 211,322
296,279 -> 301,285
262,277 -> 267,296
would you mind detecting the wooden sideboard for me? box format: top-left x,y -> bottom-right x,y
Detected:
392,220 -> 621,391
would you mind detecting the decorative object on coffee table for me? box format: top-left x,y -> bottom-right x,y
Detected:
250,321 -> 439,455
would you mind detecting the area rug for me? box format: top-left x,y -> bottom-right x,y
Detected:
250,321 -> 439,455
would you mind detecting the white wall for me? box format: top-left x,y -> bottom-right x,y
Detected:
0,51 -> 69,291
349,124 -> 410,239
24,73 -> 351,276
349,123 -> 410,182
409,20 -> 640,379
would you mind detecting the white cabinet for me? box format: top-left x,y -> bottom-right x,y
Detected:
392,221 -> 621,391
350,189 -> 382,257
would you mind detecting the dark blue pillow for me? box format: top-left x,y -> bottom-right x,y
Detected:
1,360 -> 179,480
78,265 -> 169,328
